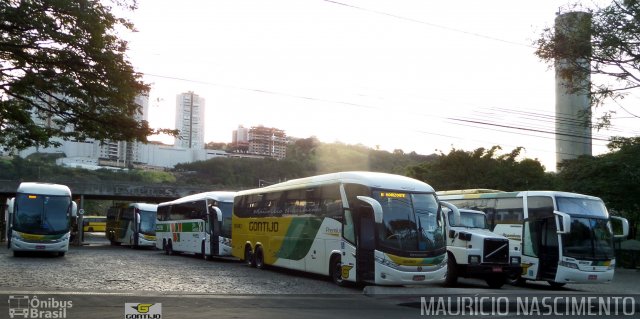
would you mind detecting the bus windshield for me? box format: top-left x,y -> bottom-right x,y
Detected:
13,193 -> 71,235
373,191 -> 444,254
139,210 -> 157,235
449,210 -> 487,229
562,217 -> 614,260
556,197 -> 608,218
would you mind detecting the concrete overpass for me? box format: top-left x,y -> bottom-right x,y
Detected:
0,179 -> 228,206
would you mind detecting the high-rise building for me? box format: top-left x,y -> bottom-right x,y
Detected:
175,91 -> 205,149
98,94 -> 150,167
248,125 -> 287,159
232,125 -> 249,153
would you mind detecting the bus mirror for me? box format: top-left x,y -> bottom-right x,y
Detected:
554,211 -> 571,234
210,206 -> 223,222
610,216 -> 629,239
356,196 -> 383,224
440,201 -> 460,227
73,204 -> 80,218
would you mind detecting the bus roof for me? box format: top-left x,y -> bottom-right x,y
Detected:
436,189 -> 504,196
159,191 -> 236,207
237,171 -> 435,196
439,190 -> 603,201
17,182 -> 71,196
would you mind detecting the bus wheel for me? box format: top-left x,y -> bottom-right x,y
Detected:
255,246 -> 266,269
58,252 -> 66,257
244,245 -> 256,267
201,242 -> 212,260
547,281 -> 566,288
330,256 -> 348,287
13,251 -> 23,257
508,274 -> 526,286
166,241 -> 174,255
443,254 -> 458,287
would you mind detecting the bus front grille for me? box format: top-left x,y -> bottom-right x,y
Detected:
483,238 -> 509,264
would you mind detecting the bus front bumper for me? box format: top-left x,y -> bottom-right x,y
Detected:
11,237 -> 69,252
374,262 -> 447,285
555,265 -> 614,284
137,236 -> 156,247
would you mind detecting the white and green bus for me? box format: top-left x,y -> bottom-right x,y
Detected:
156,191 -> 235,258
438,190 -> 629,287
232,171 -> 455,286
6,182 -> 77,257
106,203 -> 158,248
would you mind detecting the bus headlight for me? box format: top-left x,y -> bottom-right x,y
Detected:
510,256 -> 521,265
468,255 -> 481,264
559,261 -> 578,269
375,256 -> 401,270
607,260 -> 615,270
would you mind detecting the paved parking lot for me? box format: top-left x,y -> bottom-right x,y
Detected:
2,233 -> 638,295
0,233 -> 352,294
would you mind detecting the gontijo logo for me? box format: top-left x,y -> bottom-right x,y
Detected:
125,303 -> 162,319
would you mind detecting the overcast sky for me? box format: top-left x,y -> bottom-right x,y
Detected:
121,0 -> 640,171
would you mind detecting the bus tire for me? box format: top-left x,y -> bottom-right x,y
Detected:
166,240 -> 174,255
162,240 -> 168,255
244,245 -> 256,267
330,255 -> 348,287
255,246 -> 266,269
443,254 -> 458,287
201,242 -> 212,260
58,252 -> 66,257
13,251 -> 23,257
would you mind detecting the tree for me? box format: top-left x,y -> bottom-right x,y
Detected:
535,1 -> 640,125
558,136 -> 640,239
406,146 -> 554,191
0,0 -> 175,150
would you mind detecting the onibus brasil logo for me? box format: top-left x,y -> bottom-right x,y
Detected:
8,295 -> 73,319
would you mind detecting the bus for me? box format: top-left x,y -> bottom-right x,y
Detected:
83,216 -> 106,232
232,171 -> 456,286
156,191 -> 235,258
438,190 -> 629,287
106,203 -> 158,248
6,182 -> 77,257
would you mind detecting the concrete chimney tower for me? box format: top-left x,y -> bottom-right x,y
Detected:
555,11 -> 592,170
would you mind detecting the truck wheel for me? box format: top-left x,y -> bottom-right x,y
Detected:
443,255 -> 458,287
486,276 -> 505,289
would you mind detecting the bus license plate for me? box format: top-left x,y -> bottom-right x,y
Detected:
35,245 -> 45,250
588,275 -> 597,280
492,266 -> 502,272
413,275 -> 426,281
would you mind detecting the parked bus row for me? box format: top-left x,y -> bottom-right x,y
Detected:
3,174 -> 631,289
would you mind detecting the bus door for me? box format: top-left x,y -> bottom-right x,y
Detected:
355,205 -> 376,282
521,218 -> 540,280
207,205 -> 222,256
522,216 -> 560,280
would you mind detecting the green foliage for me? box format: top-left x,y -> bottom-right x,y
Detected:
406,146 -> 555,191
174,141 -> 435,187
535,1 -> 640,124
557,136 -> 640,239
0,0 -> 176,150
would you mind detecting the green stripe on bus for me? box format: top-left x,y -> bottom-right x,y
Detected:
276,217 -> 323,261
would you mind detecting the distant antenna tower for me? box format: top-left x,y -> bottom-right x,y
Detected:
555,11 -> 592,170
